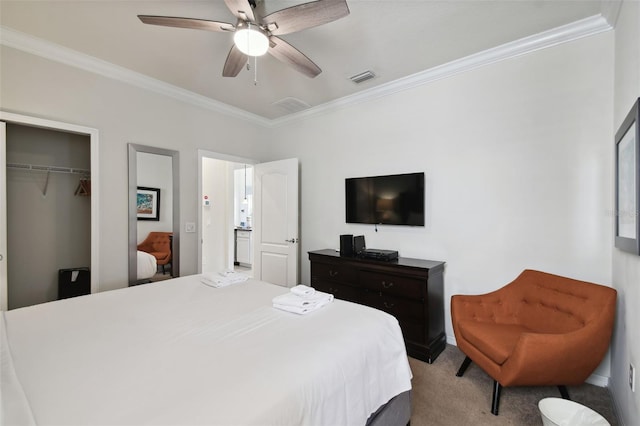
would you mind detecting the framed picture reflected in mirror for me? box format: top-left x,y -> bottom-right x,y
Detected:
137,187 -> 160,221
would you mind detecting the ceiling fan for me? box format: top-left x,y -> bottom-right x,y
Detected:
138,0 -> 350,78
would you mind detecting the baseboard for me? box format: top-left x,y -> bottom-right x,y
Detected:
585,373 -> 610,387
446,334 -> 610,388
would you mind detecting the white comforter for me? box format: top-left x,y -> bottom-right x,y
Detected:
137,250 -> 157,280
1,275 -> 412,425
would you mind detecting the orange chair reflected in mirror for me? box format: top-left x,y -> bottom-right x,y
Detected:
137,232 -> 172,275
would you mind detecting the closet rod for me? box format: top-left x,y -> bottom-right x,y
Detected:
6,162 -> 90,176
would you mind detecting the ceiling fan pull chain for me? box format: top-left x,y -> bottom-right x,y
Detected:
254,56 -> 258,86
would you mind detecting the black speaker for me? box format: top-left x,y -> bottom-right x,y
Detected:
354,235 -> 366,256
340,234 -> 354,257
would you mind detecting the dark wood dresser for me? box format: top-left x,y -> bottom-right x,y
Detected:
308,249 -> 446,363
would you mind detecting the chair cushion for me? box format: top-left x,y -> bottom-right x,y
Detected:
458,320 -> 529,365
149,251 -> 170,262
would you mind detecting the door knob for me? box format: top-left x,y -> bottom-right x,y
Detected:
285,238 -> 298,243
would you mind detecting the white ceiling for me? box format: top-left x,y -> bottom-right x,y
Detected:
0,0 -> 608,121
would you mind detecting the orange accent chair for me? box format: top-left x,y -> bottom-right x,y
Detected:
451,269 -> 616,415
137,232 -> 172,274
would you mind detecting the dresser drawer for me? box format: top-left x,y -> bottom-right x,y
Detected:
312,280 -> 360,303
362,291 -> 423,321
311,262 -> 357,285
359,270 -> 423,300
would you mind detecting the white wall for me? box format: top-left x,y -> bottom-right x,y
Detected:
611,1 -> 640,424
201,157 -> 232,273
268,32 -> 615,378
1,45 -> 269,292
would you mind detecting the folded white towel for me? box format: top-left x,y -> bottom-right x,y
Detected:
273,296 -> 333,315
201,271 -> 249,288
272,291 -> 333,309
290,284 -> 316,297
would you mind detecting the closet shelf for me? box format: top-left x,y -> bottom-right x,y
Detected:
7,162 -> 90,175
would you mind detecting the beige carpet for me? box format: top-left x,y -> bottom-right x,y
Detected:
151,272 -> 173,282
409,345 -> 618,425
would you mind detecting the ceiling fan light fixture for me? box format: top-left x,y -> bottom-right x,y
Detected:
234,23 -> 269,57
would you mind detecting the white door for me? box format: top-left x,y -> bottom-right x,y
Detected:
0,122 -> 7,310
253,158 -> 299,287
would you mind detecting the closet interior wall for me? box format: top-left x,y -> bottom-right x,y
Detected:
6,123 -> 90,309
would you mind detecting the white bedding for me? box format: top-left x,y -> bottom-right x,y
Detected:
137,250 -> 157,280
1,275 -> 412,425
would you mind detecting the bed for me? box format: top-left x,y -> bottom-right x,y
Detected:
1,275 -> 413,425
137,249 -> 157,280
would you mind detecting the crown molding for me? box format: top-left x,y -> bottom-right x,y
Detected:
271,14 -> 612,127
1,14 -> 612,129
600,0 -> 622,28
0,25 -> 271,127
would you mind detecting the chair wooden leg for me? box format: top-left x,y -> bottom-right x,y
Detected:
558,385 -> 570,400
491,380 -> 502,415
456,356 -> 472,377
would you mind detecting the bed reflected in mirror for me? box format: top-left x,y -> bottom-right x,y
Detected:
128,144 -> 179,285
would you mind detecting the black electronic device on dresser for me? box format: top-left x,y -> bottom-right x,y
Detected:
361,248 -> 398,261
308,249 -> 446,363
339,234 -> 355,257
340,234 -> 367,257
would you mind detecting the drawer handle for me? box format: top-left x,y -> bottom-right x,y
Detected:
383,302 -> 395,309
329,270 -> 339,278
329,287 -> 338,294
381,280 -> 394,289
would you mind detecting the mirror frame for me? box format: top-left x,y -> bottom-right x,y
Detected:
128,144 -> 180,285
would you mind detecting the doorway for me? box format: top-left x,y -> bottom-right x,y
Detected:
0,112 -> 99,311
198,151 -> 254,276
197,151 -> 300,287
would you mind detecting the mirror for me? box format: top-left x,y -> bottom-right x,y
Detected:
128,144 -> 180,285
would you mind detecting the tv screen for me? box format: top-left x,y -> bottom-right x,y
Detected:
345,172 -> 424,226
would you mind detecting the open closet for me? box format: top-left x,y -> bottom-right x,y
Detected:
5,123 -> 91,309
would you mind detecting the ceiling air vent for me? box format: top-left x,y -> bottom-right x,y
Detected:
349,70 -> 376,84
272,97 -> 311,114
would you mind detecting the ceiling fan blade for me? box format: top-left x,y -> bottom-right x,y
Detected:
138,15 -> 234,32
223,45 -> 248,77
268,36 -> 321,78
262,0 -> 349,36
223,0 -> 256,23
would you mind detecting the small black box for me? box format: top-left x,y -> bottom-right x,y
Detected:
58,268 -> 90,300
340,234 -> 354,257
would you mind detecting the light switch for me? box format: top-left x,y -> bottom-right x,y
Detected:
185,222 -> 196,233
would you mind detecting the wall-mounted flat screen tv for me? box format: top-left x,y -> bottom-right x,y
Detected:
345,172 -> 425,226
